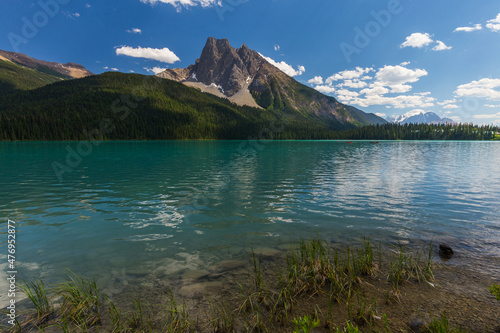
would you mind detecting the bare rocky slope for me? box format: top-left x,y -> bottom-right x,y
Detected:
0,49 -> 93,79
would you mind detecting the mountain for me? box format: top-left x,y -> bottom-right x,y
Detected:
0,50 -> 93,79
157,37 -> 386,129
0,72 -> 372,140
386,110 -> 456,125
0,50 -> 93,96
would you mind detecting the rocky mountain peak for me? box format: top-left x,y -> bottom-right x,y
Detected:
190,37 -> 260,96
154,37 -> 385,128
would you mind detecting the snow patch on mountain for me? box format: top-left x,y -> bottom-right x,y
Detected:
386,110 -> 455,124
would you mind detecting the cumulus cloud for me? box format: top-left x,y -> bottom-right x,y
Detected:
127,28 -> 142,34
111,68 -> 119,71
325,67 -> 373,84
307,76 -> 323,85
486,13 -> 500,32
85,4 -> 91,8
472,112 -> 500,119
438,99 -> 458,109
454,78 -> 500,100
432,41 -> 452,51
454,24 -> 482,32
346,93 -> 435,109
374,65 -> 428,87
400,33 -> 433,48
401,33 -> 451,51
140,0 -> 221,10
485,104 -> 500,108
307,64 -> 434,109
274,44 -> 280,51
338,80 -> 368,89
144,67 -> 168,75
116,46 -> 180,64
259,53 -> 305,76
314,85 -> 336,94
437,99 -> 456,105
375,113 -> 386,117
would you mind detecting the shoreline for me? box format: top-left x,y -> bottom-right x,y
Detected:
3,238 -> 499,332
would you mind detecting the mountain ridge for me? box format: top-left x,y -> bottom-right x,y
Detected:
0,49 -> 93,79
387,110 -> 456,125
157,37 -> 386,128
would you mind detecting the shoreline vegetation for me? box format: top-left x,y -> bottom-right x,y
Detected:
0,123 -> 498,141
2,238 -> 499,332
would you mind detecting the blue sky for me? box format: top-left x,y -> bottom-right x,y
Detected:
1,0 -> 500,124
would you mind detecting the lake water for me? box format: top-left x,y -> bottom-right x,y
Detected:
1,141 -> 499,306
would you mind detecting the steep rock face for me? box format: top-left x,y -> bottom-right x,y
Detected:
0,50 -> 93,79
159,38 -> 266,97
156,37 -> 386,128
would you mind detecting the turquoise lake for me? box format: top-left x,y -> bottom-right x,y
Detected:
1,141 -> 499,306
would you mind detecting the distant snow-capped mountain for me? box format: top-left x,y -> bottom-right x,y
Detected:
386,110 -> 455,125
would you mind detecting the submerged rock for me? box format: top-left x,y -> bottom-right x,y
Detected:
409,317 -> 426,332
439,243 -> 454,260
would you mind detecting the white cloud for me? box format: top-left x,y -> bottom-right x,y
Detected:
326,67 -> 373,84
400,33 -> 433,48
64,12 -> 80,19
400,61 -> 410,66
140,0 -> 221,10
116,46 -> 180,64
338,80 -> 368,89
454,78 -> 500,100
374,65 -> 428,87
438,99 -> 458,109
85,4 -> 92,8
389,84 -> 412,93
308,63 -> 435,109
454,24 -> 482,32
307,76 -> 323,85
348,94 -> 435,109
472,112 -> 500,119
336,89 -> 359,100
259,53 -> 305,76
274,44 -> 280,51
485,104 -> 500,108
432,41 -> 452,51
360,85 -> 390,96
486,13 -> 500,32
127,28 -> 142,34
314,85 -> 336,94
111,68 -> 119,71
375,113 -> 386,117
438,99 -> 456,105
103,66 -> 109,70
144,67 -> 168,75
400,33 -> 451,51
